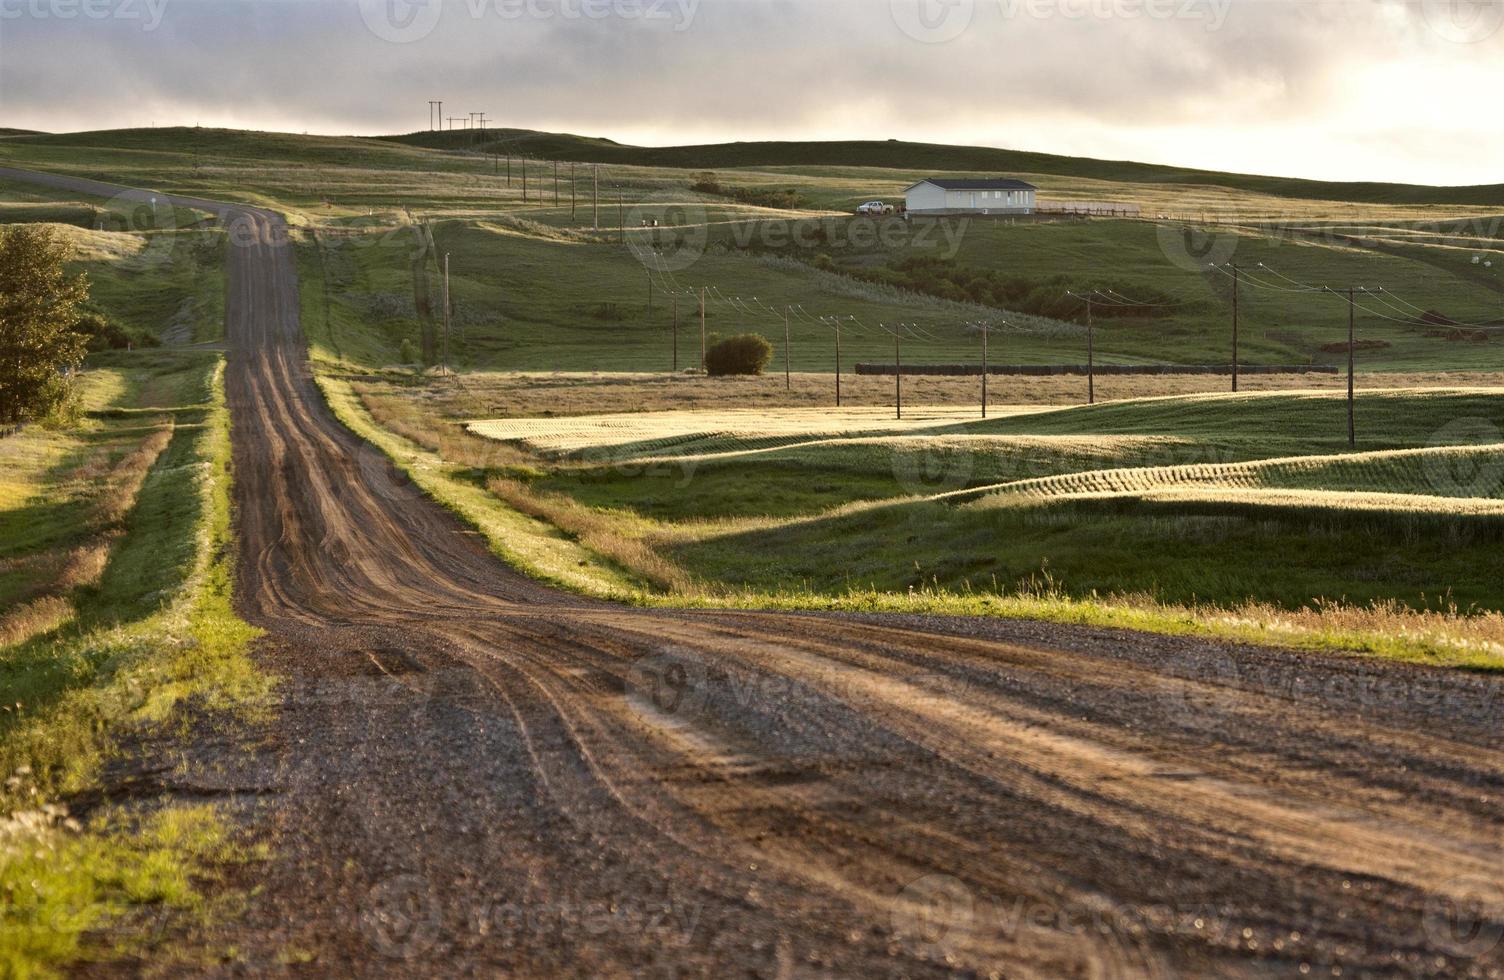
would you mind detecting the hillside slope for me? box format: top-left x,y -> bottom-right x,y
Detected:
378,128 -> 1504,207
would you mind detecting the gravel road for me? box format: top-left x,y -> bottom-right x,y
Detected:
5,167 -> 1501,978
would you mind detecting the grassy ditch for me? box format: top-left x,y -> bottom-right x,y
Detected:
0,352 -> 269,976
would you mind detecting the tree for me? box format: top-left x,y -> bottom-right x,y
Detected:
0,226 -> 89,426
705,333 -> 773,376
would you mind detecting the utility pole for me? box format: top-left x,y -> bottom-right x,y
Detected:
981,322 -> 989,418
593,166 -> 600,230
442,252 -> 452,376
618,191 -> 625,245
570,162 -> 577,218
476,112 -> 488,136
647,268 -> 653,314
672,294 -> 679,372
1347,286 -> 1356,448
522,159 -> 527,203
506,155 -> 511,187
1231,261 -> 1240,393
835,318 -> 842,407
554,161 -> 560,206
1087,293 -> 1096,406
784,307 -> 792,392
894,327 -> 903,420
699,288 -> 707,372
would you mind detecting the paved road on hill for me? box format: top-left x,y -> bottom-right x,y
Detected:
6,167 -> 1503,977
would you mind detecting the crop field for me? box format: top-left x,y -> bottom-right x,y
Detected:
433,383 -> 1504,618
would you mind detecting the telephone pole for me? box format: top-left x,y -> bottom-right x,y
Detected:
672,294 -> 679,372
618,191 -> 625,244
784,307 -> 792,392
1231,261 -> 1240,392
522,159 -> 527,202
894,327 -> 903,420
442,252 -> 452,376
428,101 -> 441,131
570,162 -> 577,218
1347,286 -> 1356,448
981,322 -> 989,418
553,161 -> 560,206
1087,293 -> 1096,405
835,318 -> 842,407
593,166 -> 600,230
699,287 -> 707,372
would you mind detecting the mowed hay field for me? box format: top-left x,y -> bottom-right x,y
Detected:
397,379 -> 1504,630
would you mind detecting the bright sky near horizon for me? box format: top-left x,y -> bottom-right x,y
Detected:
1,0 -> 1500,186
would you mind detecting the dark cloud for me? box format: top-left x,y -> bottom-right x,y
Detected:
0,0 -> 1500,182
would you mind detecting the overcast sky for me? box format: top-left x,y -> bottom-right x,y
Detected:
1,0 -> 1500,185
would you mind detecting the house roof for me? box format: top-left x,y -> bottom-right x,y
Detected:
905,178 -> 1038,192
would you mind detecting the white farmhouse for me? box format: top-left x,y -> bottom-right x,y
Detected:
904,178 -> 1038,215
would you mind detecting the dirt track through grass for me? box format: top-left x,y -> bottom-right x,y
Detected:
8,167 -> 1504,977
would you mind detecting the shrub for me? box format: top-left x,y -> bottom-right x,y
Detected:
398,338 -> 418,366
705,333 -> 773,376
0,225 -> 89,425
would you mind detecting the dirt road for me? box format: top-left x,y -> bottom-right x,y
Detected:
7,168 -> 1503,977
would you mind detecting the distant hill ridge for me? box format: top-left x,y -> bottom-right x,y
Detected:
4,124 -> 1501,207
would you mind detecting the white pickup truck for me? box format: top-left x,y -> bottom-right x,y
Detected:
856,200 -> 896,216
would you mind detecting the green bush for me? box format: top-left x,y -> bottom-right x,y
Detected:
705,333 -> 773,376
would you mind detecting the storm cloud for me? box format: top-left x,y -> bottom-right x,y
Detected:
1,0 -> 1500,184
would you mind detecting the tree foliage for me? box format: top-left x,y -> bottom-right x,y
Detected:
0,226 -> 89,426
705,333 -> 774,376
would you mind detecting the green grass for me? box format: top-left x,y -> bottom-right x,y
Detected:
0,353 -> 268,976
0,179 -> 227,345
379,128 -> 1504,208
5,127 -> 1504,376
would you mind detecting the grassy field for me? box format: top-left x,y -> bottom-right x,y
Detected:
0,178 -> 226,346
4,126 -> 1504,376
0,351 -> 268,974
301,367 -> 1498,666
